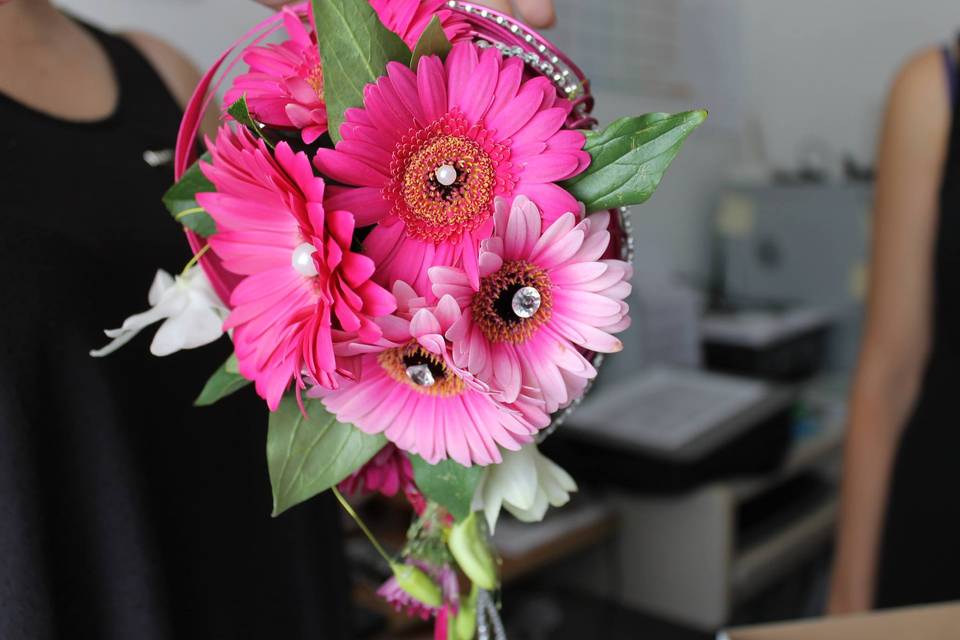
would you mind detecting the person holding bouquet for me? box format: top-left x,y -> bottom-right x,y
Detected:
0,0 -> 552,637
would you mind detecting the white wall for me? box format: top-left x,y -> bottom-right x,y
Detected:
739,0 -> 960,174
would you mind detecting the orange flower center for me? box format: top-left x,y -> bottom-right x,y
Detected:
386,111 -> 510,244
378,342 -> 465,397
472,261 -> 553,344
307,63 -> 324,101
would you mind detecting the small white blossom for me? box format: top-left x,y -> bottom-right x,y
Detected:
90,266 -> 227,358
472,444 -> 578,532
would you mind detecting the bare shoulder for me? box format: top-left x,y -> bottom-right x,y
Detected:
886,47 -> 951,148
122,31 -> 201,110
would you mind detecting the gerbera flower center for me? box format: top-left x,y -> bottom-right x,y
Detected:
379,342 -> 466,397
306,63 -> 324,101
472,261 -> 553,344
386,110 -> 510,244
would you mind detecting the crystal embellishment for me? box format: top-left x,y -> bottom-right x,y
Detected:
511,286 -> 542,319
406,364 -> 436,387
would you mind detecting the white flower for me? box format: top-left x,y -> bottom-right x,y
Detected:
472,444 -> 578,532
90,266 -> 227,358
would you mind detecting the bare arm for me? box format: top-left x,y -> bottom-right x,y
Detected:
827,48 -> 950,614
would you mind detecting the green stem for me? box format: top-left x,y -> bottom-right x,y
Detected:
175,206 -> 205,221
332,487 -> 395,566
181,244 -> 211,277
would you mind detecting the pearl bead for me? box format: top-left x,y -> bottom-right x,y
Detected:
435,164 -> 458,187
512,286 -> 542,319
291,242 -> 319,277
406,364 -> 436,387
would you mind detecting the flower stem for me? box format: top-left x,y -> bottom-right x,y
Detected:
175,207 -> 205,221
181,244 -> 211,277
332,487 -> 395,567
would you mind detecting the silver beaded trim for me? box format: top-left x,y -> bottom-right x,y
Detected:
476,590 -> 508,640
446,2 -> 587,102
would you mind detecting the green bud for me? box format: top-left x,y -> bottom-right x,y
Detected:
448,512 -> 497,591
390,562 -> 443,608
452,583 -> 479,640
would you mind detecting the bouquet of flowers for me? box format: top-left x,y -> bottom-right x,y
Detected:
92,1 -> 704,636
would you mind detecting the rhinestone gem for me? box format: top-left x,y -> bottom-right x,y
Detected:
435,164 -> 458,186
511,286 -> 542,319
406,364 -> 436,387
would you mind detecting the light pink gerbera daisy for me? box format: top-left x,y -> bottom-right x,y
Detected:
314,42 -> 591,293
197,126 -> 396,410
225,2 -> 469,144
430,196 -> 633,413
311,281 -> 548,466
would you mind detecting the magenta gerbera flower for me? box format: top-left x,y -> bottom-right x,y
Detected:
369,0 -> 471,48
197,126 -> 396,410
311,282 -> 548,466
338,443 -> 414,497
314,42 -> 591,293
226,2 -> 468,145
430,196 -> 633,413
225,8 -> 329,144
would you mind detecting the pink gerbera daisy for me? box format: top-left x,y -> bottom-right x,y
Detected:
311,282 -> 548,466
197,126 -> 396,410
314,42 -> 591,293
369,0 -> 471,48
225,2 -> 468,144
430,195 -> 632,413
225,8 -> 329,144
338,443 -> 414,497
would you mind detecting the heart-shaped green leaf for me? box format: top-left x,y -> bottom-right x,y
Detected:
267,395 -> 387,516
162,153 -> 217,237
311,0 -> 412,143
410,455 -> 483,522
195,354 -> 250,406
563,110 -> 708,213
410,16 -> 451,69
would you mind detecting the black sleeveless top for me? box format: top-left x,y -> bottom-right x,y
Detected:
0,22 -> 349,639
875,42 -> 960,609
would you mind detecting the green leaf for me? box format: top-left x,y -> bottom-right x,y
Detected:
410,455 -> 483,522
562,110 -> 708,213
311,0 -> 412,143
162,153 -> 217,237
267,395 -> 387,516
194,354 -> 250,407
227,96 -> 274,148
410,16 -> 451,69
